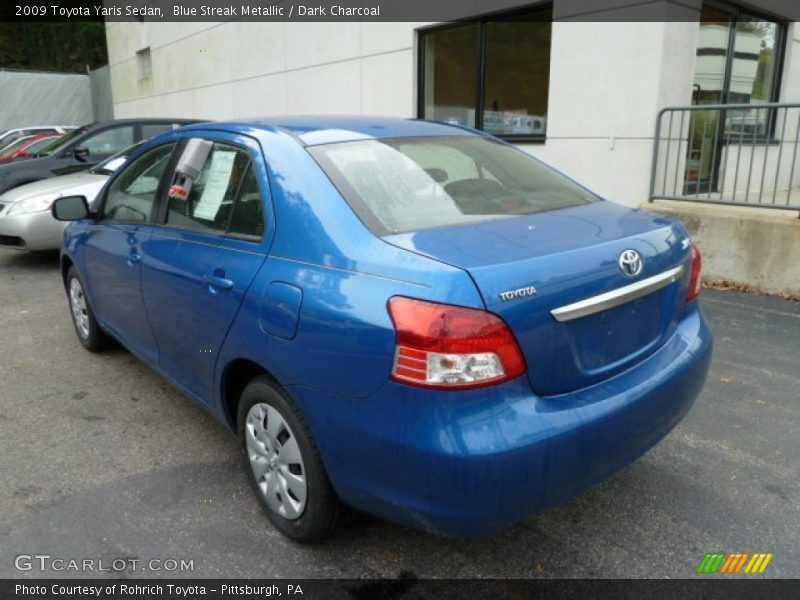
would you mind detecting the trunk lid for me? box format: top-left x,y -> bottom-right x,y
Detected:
384,201 -> 693,396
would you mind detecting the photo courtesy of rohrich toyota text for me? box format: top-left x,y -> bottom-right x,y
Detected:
15,584 -> 299,596
0,0 -> 799,598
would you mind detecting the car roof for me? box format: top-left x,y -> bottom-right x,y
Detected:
3,126 -> 73,132
58,119 -> 202,142
87,118 -> 201,129
183,116 -> 483,146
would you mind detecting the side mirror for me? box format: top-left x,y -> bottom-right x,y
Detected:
52,195 -> 92,221
74,146 -> 90,162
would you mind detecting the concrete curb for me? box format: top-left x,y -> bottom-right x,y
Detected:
645,200 -> 800,296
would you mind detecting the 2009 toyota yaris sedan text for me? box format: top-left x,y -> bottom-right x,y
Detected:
53,117 -> 713,541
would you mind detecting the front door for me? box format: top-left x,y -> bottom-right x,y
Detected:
80,142 -> 177,365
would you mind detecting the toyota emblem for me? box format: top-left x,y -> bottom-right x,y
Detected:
619,249 -> 642,277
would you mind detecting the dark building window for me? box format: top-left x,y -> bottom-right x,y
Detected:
693,4 -> 786,136
418,6 -> 552,141
685,3 -> 786,192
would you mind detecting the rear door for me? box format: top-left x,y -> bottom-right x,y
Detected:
140,133 -> 269,404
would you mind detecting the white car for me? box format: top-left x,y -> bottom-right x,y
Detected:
0,149 -> 130,251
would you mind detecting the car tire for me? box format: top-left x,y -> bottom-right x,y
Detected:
237,376 -> 346,542
66,266 -> 114,352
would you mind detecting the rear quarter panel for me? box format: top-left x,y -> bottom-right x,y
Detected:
215,129 -> 484,409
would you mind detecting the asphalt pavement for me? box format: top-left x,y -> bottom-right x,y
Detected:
0,248 -> 798,579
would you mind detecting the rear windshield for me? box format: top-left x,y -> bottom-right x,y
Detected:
309,136 -> 599,234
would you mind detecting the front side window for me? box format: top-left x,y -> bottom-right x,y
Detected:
419,7 -> 552,139
102,143 -> 175,223
82,126 -> 135,157
37,125 -> 91,156
310,136 -> 598,234
166,142 -> 264,238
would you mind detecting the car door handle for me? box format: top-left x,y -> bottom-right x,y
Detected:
203,274 -> 234,292
127,250 -> 142,266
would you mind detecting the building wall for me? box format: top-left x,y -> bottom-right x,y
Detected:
89,65 -> 115,122
0,69 -> 93,130
106,21 -> 422,120
105,8 -> 800,208
528,20 -> 699,205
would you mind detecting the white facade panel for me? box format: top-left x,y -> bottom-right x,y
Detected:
232,74 -> 289,117
360,22 -> 418,55
284,23 -> 363,70
285,60 -> 363,114
361,50 -> 415,117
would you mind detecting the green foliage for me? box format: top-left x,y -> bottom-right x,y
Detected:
0,22 -> 107,72
752,47 -> 775,101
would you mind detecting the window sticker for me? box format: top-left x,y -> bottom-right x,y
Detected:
193,150 -> 236,221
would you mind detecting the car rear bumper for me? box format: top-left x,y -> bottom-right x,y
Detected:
0,211 -> 65,250
288,304 -> 713,537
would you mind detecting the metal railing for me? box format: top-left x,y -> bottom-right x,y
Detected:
649,102 -> 800,211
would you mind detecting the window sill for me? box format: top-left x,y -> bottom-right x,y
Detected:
494,134 -> 547,144
158,222 -> 264,243
721,137 -> 781,146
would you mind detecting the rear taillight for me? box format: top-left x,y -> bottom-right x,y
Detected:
687,244 -> 703,301
387,297 -> 526,390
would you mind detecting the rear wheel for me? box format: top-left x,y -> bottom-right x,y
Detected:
66,266 -> 113,351
237,376 -> 345,542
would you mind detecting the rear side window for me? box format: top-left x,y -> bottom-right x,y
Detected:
309,136 -> 599,234
228,166 -> 264,237
103,143 -> 175,223
166,142 -> 264,238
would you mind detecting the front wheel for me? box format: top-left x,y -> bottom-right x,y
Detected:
237,376 -> 346,542
66,266 -> 114,352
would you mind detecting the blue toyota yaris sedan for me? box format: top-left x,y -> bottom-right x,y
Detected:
53,117 -> 713,541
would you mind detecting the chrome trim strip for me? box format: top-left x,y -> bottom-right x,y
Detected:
550,266 -> 685,323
